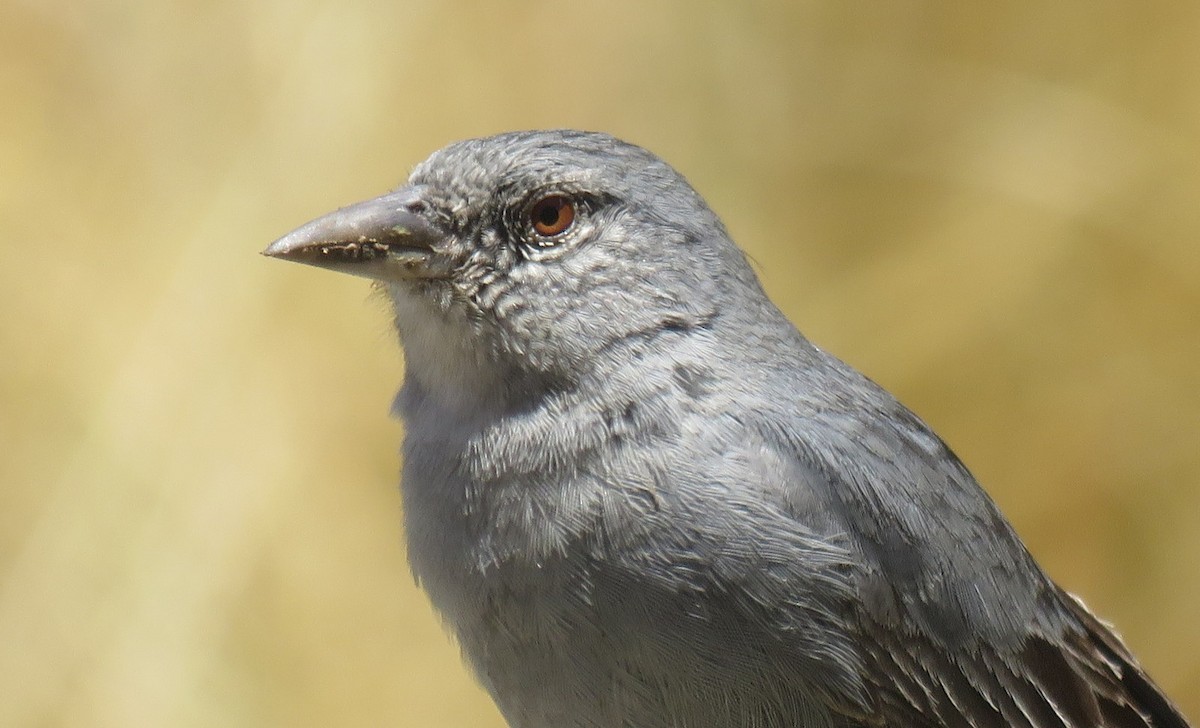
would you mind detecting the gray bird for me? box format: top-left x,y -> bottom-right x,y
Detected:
264,130 -> 1191,728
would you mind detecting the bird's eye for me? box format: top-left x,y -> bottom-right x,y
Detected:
529,195 -> 576,239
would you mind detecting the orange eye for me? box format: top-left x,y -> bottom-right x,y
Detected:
529,195 -> 576,238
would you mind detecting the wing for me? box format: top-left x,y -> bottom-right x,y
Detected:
750,359 -> 1191,728
853,588 -> 1189,727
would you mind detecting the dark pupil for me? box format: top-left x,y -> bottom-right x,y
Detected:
537,202 -> 560,226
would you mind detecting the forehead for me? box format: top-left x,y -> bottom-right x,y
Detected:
406,131 -> 666,210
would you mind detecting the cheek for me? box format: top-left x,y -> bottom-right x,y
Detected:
556,236 -> 646,292
491,265 -> 592,365
502,264 -> 572,327
507,254 -> 617,325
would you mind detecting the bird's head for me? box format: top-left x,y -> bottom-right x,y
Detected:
266,131 -> 767,410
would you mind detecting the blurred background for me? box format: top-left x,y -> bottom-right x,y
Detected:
2,1 -> 1198,725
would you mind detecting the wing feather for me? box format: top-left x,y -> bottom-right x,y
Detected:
747,373 -> 1192,728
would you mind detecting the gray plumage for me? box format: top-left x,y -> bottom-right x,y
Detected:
265,130 -> 1191,728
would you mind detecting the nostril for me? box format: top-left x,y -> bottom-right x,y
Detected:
406,200 -> 428,213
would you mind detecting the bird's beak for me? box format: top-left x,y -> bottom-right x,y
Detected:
262,187 -> 448,281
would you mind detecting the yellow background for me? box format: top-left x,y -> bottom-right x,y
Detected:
1,2 -> 1197,725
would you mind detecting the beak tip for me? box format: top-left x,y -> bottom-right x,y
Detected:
262,233 -> 306,260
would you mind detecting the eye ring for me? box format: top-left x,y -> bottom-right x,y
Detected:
528,195 -> 576,240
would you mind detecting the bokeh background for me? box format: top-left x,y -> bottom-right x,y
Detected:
2,1 -> 1198,725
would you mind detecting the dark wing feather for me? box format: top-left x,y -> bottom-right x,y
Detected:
1058,590 -> 1190,728
847,555 -> 1191,728
750,357 -> 1192,728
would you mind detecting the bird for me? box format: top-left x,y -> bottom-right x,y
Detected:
264,130 -> 1191,728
